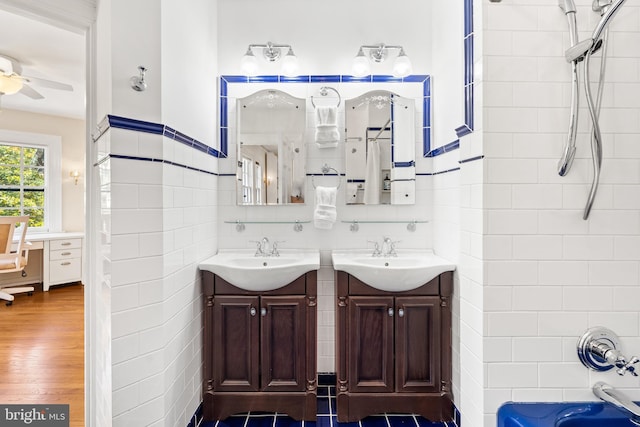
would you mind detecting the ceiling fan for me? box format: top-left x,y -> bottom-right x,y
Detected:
0,54 -> 73,100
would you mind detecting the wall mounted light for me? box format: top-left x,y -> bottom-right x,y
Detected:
241,42 -> 300,77
70,170 -> 80,185
351,44 -> 413,78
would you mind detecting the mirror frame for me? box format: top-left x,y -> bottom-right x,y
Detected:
218,74 -> 431,159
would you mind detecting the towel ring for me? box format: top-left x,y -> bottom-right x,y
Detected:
310,86 -> 341,109
312,163 -> 342,189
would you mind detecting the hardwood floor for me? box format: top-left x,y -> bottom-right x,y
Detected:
0,283 -> 84,427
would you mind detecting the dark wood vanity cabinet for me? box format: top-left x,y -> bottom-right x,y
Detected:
202,272 -> 317,421
336,270 -> 453,422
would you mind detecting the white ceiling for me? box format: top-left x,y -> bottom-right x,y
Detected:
0,7 -> 85,119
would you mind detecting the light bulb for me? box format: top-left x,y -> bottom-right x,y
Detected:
351,48 -> 371,77
280,48 -> 300,77
240,47 -> 259,76
0,74 -> 23,95
392,49 -> 413,78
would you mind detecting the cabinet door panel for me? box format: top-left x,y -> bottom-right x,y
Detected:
395,296 -> 441,392
348,296 -> 394,392
213,296 -> 260,391
261,296 -> 306,391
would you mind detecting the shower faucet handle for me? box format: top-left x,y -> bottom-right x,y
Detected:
617,356 -> 639,377
367,240 -> 382,257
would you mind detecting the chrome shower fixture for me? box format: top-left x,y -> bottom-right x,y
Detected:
557,0 -> 627,220
351,43 -> 413,78
240,42 -> 299,77
558,0 -> 577,14
577,327 -> 639,376
130,66 -> 147,92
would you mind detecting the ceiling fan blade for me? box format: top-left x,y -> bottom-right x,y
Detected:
0,56 -> 12,75
21,75 -> 73,91
19,84 -> 44,100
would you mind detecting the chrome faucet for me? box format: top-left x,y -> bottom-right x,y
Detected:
270,241 -> 280,257
593,382 -> 640,424
368,240 -> 382,257
577,327 -> 639,376
254,237 -> 270,257
381,237 -> 398,257
253,237 -> 280,257
368,237 -> 400,257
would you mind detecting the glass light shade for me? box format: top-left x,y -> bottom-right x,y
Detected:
351,49 -> 371,77
0,74 -> 23,95
280,48 -> 300,77
240,49 -> 260,76
392,52 -> 413,77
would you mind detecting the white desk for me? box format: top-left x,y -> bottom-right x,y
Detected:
4,231 -> 84,291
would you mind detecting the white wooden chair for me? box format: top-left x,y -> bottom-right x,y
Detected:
0,216 -> 33,306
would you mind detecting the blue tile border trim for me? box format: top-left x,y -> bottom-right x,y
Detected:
459,155 -> 483,164
94,153 -> 218,176
455,0 -> 474,138
394,161 -> 415,168
425,140 -> 460,158
104,115 -> 223,158
219,74 -> 431,159
414,152 -> 483,177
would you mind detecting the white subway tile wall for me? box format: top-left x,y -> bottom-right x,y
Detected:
479,1 -> 640,427
105,128 -> 218,425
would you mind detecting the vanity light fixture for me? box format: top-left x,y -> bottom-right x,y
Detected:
351,43 -> 413,78
241,42 -> 300,77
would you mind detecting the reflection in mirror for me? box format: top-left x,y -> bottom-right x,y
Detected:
236,89 -> 306,205
345,90 -> 415,205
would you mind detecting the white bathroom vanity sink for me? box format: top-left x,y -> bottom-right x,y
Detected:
331,249 -> 455,292
199,249 -> 320,291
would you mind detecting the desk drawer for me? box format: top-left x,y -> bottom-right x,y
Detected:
50,248 -> 81,261
49,258 -> 82,285
50,238 -> 82,251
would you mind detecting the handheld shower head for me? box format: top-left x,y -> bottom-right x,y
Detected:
559,0 -> 577,14
564,0 -> 625,62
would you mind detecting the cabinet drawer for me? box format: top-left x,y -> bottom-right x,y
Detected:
49,257 -> 82,284
50,238 -> 82,251
50,248 -> 81,261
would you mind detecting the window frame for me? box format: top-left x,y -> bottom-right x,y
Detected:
0,130 -> 62,233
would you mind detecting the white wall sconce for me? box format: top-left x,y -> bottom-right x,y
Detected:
351,44 -> 413,78
241,42 -> 300,77
70,170 -> 80,185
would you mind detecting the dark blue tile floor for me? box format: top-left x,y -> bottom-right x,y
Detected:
200,385 -> 454,427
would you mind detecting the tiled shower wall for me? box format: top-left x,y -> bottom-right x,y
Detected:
97,125 -> 218,426
481,1 -> 640,426
93,0 -> 219,425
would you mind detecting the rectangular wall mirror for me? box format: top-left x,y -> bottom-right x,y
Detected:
237,89 -> 306,205
219,75 -> 430,206
345,90 -> 415,205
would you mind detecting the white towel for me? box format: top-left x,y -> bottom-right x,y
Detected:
363,140 -> 381,204
314,186 -> 337,229
315,106 -> 340,148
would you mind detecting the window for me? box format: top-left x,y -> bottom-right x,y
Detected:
0,130 -> 61,232
241,156 -> 253,205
